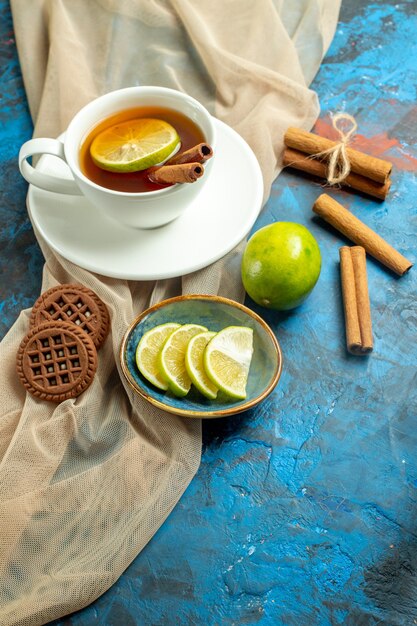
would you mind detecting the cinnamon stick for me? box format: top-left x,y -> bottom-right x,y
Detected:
167,143 -> 213,165
283,148 -> 391,201
313,194 -> 412,276
339,246 -> 362,353
148,162 -> 204,184
350,246 -> 373,351
284,127 -> 392,184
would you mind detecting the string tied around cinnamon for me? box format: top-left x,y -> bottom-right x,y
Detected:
314,112 -> 358,185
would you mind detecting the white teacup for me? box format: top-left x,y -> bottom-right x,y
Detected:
19,86 -> 215,229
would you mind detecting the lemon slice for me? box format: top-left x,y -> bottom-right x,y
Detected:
135,322 -> 181,390
90,118 -> 181,172
159,324 -> 207,397
185,331 -> 218,400
204,326 -> 254,400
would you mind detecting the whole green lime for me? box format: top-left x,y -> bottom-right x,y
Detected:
241,222 -> 321,310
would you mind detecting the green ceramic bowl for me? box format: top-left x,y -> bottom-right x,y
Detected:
120,294 -> 283,418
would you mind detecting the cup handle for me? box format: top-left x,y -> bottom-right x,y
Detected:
19,138 -> 83,195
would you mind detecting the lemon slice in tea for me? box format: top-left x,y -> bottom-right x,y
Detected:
159,324 -> 207,397
185,331 -> 218,400
204,326 -> 254,400
90,118 -> 180,173
135,322 -> 181,391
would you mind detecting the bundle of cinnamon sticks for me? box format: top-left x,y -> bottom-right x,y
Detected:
148,142 -> 213,184
283,127 -> 392,200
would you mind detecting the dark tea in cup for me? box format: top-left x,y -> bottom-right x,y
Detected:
19,86 -> 215,228
79,106 -> 205,193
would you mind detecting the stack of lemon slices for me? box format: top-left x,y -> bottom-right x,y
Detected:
135,323 -> 254,400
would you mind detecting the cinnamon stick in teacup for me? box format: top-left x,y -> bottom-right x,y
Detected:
283,148 -> 391,201
339,246 -> 373,354
148,162 -> 204,184
167,143 -> 213,165
313,194 -> 413,276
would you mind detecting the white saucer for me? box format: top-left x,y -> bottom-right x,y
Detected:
27,118 -> 263,281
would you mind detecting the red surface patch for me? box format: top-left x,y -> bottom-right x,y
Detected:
313,117 -> 417,172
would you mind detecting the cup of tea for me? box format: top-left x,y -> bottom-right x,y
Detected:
19,86 -> 216,229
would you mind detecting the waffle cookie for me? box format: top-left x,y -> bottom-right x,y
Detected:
16,322 -> 98,403
30,284 -> 110,349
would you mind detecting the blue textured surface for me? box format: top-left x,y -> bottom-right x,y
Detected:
122,296 -> 281,417
1,1 -> 417,625
0,2 -> 40,334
